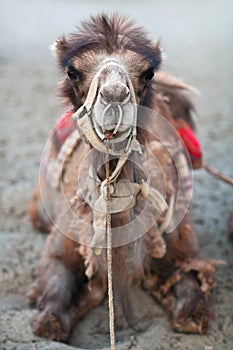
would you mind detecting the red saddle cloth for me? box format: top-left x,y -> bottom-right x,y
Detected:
177,124 -> 203,169
54,110 -> 76,144
53,111 -> 203,169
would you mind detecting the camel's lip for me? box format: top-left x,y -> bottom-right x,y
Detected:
94,123 -> 132,143
104,130 -> 115,140
102,128 -> 127,141
93,101 -> 134,139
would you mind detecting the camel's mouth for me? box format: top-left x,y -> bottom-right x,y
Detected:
94,121 -> 132,142
103,129 -> 131,140
93,100 -> 135,144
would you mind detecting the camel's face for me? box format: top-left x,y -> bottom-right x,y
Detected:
53,14 -> 161,145
64,51 -> 158,145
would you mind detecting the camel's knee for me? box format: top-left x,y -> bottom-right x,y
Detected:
28,183 -> 51,232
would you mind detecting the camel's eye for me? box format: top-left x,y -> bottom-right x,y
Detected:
67,68 -> 79,81
143,68 -> 154,81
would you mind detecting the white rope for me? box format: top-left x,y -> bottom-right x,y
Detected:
105,139 -> 115,350
203,163 -> 233,187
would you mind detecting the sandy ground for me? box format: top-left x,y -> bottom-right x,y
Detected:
0,0 -> 232,349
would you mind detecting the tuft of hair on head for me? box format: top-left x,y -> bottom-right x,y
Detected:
50,35 -> 68,59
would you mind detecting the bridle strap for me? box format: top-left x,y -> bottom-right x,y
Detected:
72,61 -> 141,156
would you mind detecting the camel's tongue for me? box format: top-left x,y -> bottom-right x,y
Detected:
104,131 -> 115,140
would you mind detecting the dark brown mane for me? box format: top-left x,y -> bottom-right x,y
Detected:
57,13 -> 161,69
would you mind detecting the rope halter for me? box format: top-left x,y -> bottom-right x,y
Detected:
72,60 -> 142,156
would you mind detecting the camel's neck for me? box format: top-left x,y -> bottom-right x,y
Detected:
90,148 -> 145,183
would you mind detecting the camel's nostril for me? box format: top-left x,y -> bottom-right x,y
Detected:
99,84 -> 130,104
123,90 -> 131,103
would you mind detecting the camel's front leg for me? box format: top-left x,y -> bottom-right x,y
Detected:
32,259 -> 77,341
145,268 -> 213,334
144,218 -> 218,334
28,230 -> 107,341
168,273 -> 212,333
28,231 -> 84,341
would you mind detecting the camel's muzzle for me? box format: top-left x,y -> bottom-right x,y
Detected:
93,94 -> 134,142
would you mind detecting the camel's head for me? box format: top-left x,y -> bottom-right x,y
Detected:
53,14 -> 161,145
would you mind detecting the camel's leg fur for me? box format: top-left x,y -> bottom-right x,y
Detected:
143,214 -> 217,334
28,231 -> 77,340
32,263 -> 76,341
169,274 -> 212,333
149,269 -> 213,334
28,230 -> 106,341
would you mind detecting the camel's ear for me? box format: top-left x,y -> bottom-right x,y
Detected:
149,40 -> 163,70
50,36 -> 68,59
154,40 -> 165,62
154,39 -> 163,57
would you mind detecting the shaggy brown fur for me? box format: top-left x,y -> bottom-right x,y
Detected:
28,14 -> 220,342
